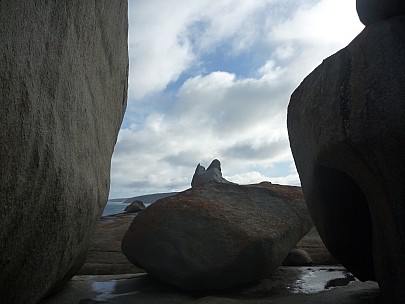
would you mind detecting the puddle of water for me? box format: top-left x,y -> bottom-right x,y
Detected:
91,280 -> 118,301
88,275 -> 146,301
289,267 -> 357,294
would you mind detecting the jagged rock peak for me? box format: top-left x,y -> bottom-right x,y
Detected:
207,159 -> 221,171
191,159 -> 233,188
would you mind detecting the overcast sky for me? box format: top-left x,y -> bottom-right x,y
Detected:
109,0 -> 364,199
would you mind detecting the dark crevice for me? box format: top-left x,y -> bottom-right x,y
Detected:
313,164 -> 375,281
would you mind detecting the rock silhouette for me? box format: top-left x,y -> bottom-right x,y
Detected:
191,159 -> 234,187
356,0 -> 405,25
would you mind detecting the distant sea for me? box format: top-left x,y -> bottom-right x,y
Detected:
102,192 -> 179,216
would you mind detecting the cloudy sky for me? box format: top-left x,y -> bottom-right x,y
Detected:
109,0 -> 364,199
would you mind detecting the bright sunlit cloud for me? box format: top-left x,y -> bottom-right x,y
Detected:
110,0 -> 364,198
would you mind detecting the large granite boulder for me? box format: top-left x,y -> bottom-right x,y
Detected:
121,182 -> 313,290
0,1 -> 128,304
191,159 -> 234,187
356,0 -> 405,25
288,16 -> 405,303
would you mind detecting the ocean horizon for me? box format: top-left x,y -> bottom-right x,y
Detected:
103,192 -> 179,216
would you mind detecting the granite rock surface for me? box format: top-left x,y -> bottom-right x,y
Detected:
0,1 -> 128,303
288,15 -> 405,303
122,182 -> 313,290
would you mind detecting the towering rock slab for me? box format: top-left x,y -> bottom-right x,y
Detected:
288,15 -> 405,303
0,1 -> 128,303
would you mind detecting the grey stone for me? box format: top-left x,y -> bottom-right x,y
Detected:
42,268 -> 381,304
121,182 -> 313,290
288,16 -> 405,303
124,200 -> 146,213
356,0 -> 405,25
0,1 -> 128,303
191,159 -> 234,187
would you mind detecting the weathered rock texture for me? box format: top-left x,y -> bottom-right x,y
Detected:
83,201 -> 335,276
0,1 -> 128,304
122,182 -> 313,290
191,159 -> 234,187
356,0 -> 405,25
288,16 -> 405,303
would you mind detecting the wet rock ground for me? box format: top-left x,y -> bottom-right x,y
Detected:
43,266 -> 380,304
45,213 -> 379,303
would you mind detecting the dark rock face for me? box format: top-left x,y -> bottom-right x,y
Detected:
124,200 -> 146,213
288,16 -> 405,303
0,1 -> 128,304
191,159 -> 234,187
121,182 -> 313,290
356,0 -> 405,25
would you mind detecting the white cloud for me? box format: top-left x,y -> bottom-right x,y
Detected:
110,0 -> 364,198
127,0 -> 312,101
226,171 -> 300,186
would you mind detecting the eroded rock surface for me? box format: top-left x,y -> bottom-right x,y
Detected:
122,182 -> 313,290
288,15 -> 405,303
0,1 -> 128,303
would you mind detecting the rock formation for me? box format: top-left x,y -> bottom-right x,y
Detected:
121,182 -> 313,290
124,200 -> 146,213
191,159 -> 234,187
0,1 -> 128,304
356,0 -> 405,25
288,8 -> 405,304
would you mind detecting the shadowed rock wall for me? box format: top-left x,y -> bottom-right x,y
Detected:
0,1 -> 128,303
288,15 -> 405,304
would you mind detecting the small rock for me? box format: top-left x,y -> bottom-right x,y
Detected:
282,249 -> 313,266
124,200 -> 146,213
